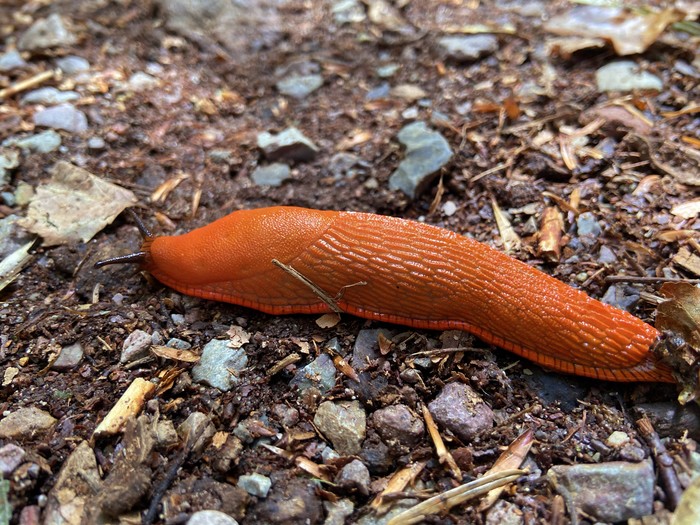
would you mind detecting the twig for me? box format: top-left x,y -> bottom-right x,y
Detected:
422,404 -> 461,479
272,259 -> 342,313
0,69 -> 57,100
605,275 -> 700,284
637,416 -> 683,511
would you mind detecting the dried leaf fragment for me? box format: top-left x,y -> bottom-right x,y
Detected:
19,161 -> 137,246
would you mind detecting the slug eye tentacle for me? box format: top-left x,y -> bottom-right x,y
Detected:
94,209 -> 154,268
94,251 -> 149,268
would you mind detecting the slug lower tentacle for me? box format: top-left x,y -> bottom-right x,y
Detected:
97,206 -> 675,383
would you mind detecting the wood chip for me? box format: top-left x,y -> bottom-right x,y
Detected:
538,206 -> 564,263
93,378 -> 155,438
673,247 -> 700,276
671,199 -> 700,219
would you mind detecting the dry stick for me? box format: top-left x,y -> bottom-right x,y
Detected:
637,416 -> 683,511
421,404 -> 461,480
272,259 -> 366,313
606,275 -> 700,284
0,69 -> 57,99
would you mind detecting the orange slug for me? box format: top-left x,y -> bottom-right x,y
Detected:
96,206 -> 674,383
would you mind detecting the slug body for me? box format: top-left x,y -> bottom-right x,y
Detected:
137,206 -> 672,383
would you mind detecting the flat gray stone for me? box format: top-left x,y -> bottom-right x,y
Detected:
52,342 -> 84,370
56,55 -> 90,75
373,404 -> 424,447
438,34 -> 498,62
33,103 -> 88,133
548,460 -> 654,522
192,339 -> 248,391
314,400 -> 366,455
596,61 -> 663,92
3,130 -> 62,153
276,74 -> 323,99
0,443 -> 26,477
18,13 -> 77,51
290,353 -> 337,394
335,459 -> 370,495
21,87 -> 79,105
257,127 -> 318,162
251,163 -> 291,187
428,382 -> 494,441
120,329 -> 152,363
389,121 -> 453,198
187,510 -> 239,525
0,50 -> 27,72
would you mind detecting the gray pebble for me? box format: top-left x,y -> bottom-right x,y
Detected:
87,137 -> 105,150
351,328 -> 393,370
596,61 -> 663,92
598,245 -> 617,264
601,284 -> 640,311
52,342 -> 84,370
56,55 -> 90,75
372,404 -> 424,447
251,163 -> 291,187
120,329 -> 152,363
257,127 -> 318,162
276,74 -> 323,99
335,459 -> 370,495
332,0 -> 366,25
18,13 -> 77,51
272,404 -> 299,427
0,149 -> 20,185
328,152 -> 368,178
21,87 -> 79,106
3,130 -> 62,153
0,407 -> 57,439
366,82 -> 391,100
0,50 -> 27,72
187,510 -> 239,525
33,103 -> 88,133
323,498 -> 354,525
314,400 -> 366,455
428,382 -> 494,441
127,71 -> 160,92
291,353 -> 337,394
548,460 -> 654,522
438,34 -> 498,62
166,338 -> 191,350
576,211 -> 601,246
192,339 -> 248,392
389,121 -> 453,198
238,473 -> 272,498
376,63 -> 400,78
0,443 -> 26,477
485,500 -> 523,525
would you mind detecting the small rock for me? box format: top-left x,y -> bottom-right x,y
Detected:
323,498 -> 354,525
127,71 -> 160,91
606,431 -> 630,448
314,400 -> 366,455
328,152 -> 368,178
401,106 -> 419,119
209,149 -> 233,163
33,103 -> 88,133
376,63 -> 400,78
257,127 -> 319,162
252,477 -> 322,524
251,163 -> 291,187
238,473 -> 272,498
0,50 -> 27,72
598,245 -> 616,264
0,407 -> 57,439
156,420 -> 179,449
276,74 -> 323,99
485,500 -> 523,525
332,0 -> 366,25
187,510 -> 239,525
272,403 -> 299,427
601,284 -> 640,311
87,137 -> 106,150
366,82 -> 391,100
335,459 -> 370,495
192,339 -> 248,391
428,382 -> 494,441
548,460 -> 654,522
576,211 -> 601,246
52,342 -> 84,370
177,412 -> 215,454
596,61 -> 663,92
21,87 -> 80,105
0,443 -> 26,477
120,329 -> 152,363
438,34 -> 499,62
351,328 -> 393,370
14,182 -> 34,206
3,130 -> 62,153
389,121 -> 453,198
442,200 -> 458,216
291,353 -> 337,394
56,55 -> 90,75
0,148 -> 20,185
18,13 -> 77,51
391,84 -> 427,101
166,338 -> 191,350
372,404 -> 424,448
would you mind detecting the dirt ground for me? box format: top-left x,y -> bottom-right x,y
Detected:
1,0 -> 700,524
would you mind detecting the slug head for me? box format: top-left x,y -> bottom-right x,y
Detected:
94,210 -> 154,269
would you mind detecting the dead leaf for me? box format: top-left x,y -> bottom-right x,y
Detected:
227,325 -> 251,348
151,345 -> 199,363
492,198 -> 521,253
19,161 -> 137,246
657,282 -> 700,350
